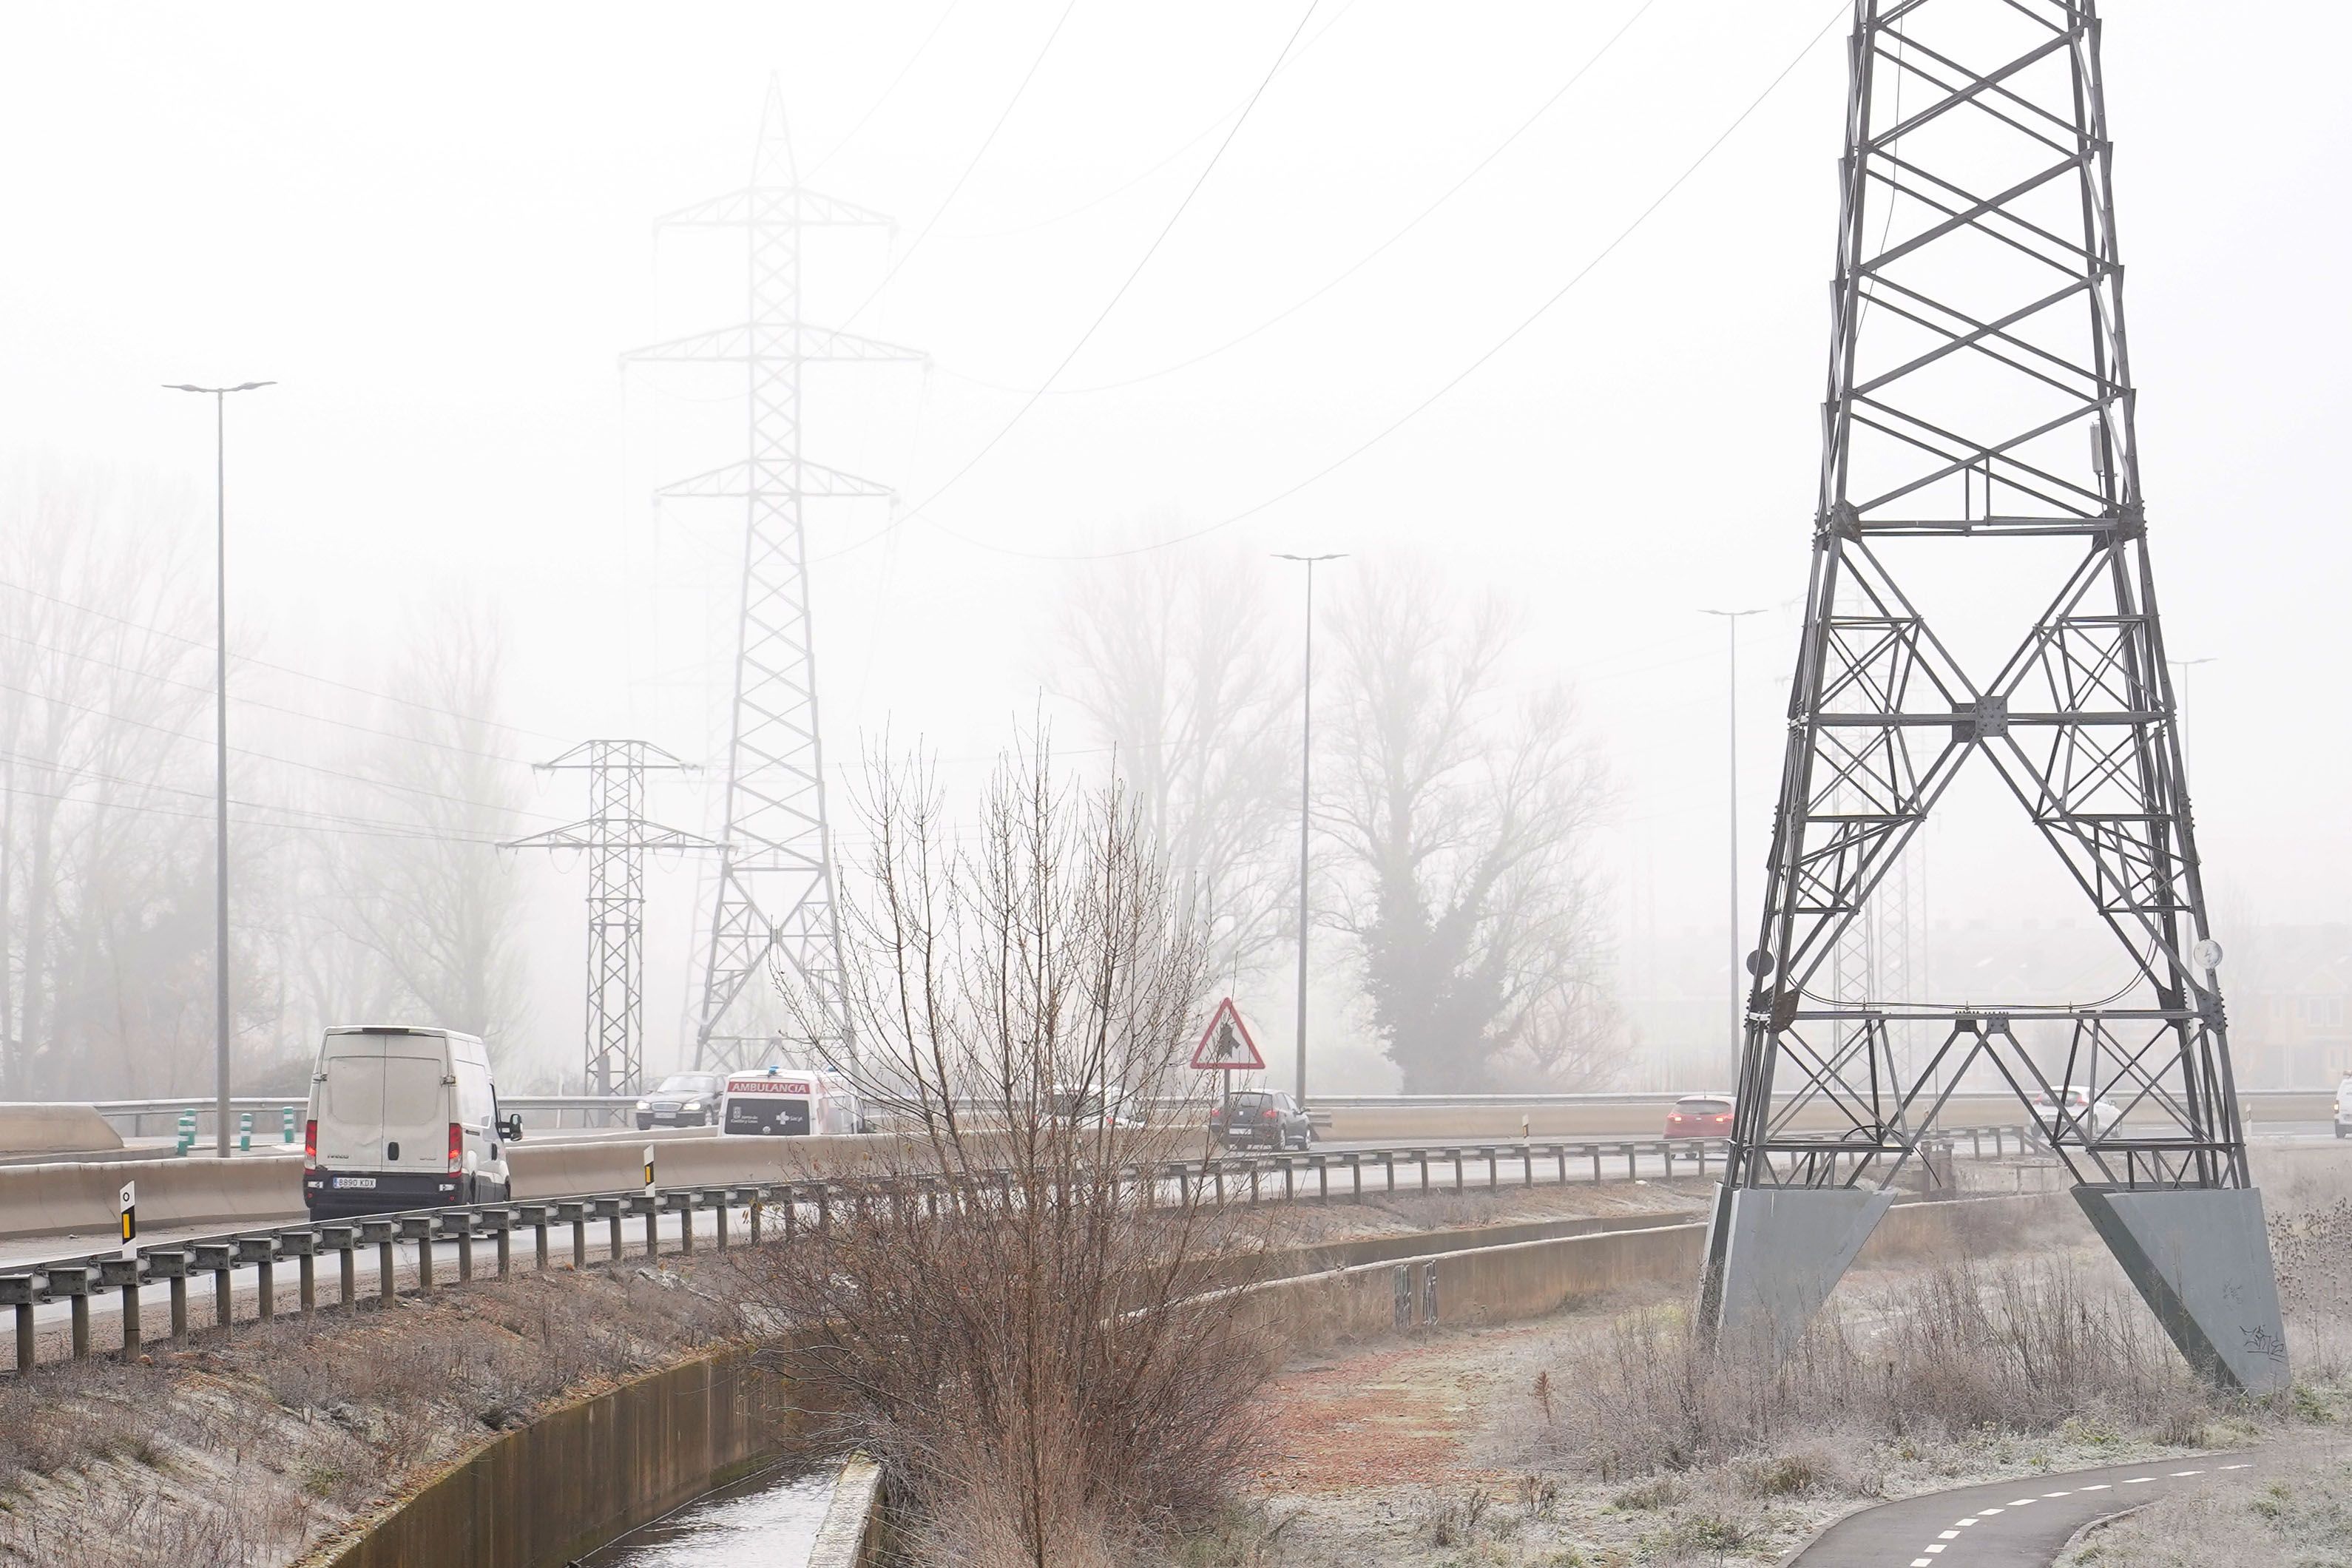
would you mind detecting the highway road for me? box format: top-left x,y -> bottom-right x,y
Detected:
1791,1452 -> 2265,1565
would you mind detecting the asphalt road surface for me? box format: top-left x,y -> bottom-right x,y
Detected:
1791,1452 -> 2263,1565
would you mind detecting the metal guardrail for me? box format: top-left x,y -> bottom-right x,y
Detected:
0,1125 -> 2038,1376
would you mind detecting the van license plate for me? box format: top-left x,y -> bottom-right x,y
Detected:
332,1177 -> 377,1190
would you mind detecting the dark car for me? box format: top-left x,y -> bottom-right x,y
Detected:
1663,1094 -> 1735,1140
1210,1090 -> 1312,1151
635,1072 -> 724,1129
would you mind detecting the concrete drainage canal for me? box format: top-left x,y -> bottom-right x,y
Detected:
578,1462 -> 838,1567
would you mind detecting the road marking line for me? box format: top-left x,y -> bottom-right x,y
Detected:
2043,1490 -> 2072,1497
1923,1548 -> 1945,1556
1978,1507 -> 2004,1515
1955,1516 -> 1978,1525
2221,1464 -> 2252,1471
2123,1477 -> 2153,1484
2080,1484 -> 2111,1491
2172,1470 -> 2203,1477
1938,1529 -> 1960,1538
1911,1560 -> 1933,1567
2011,1498 -> 2037,1506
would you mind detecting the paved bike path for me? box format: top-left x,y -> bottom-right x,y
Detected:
1791,1450 -> 2259,1566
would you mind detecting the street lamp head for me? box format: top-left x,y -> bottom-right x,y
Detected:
163,381 -> 276,395
1271,552 -> 1349,564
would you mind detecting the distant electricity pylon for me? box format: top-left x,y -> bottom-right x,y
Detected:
1703,0 -> 2286,1394
503,742 -> 717,1097
627,80 -> 922,1073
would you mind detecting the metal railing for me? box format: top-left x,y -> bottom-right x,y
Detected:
0,1126 -> 2039,1376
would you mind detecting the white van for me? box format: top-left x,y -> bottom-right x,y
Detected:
303,1026 -> 521,1218
719,1065 -> 864,1137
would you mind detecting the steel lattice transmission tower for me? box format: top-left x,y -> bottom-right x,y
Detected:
504,741 -> 717,1096
1700,0 -> 2287,1393
627,81 -> 921,1072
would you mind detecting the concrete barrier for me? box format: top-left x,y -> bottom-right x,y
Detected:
0,1152 -> 300,1239
312,1347 -> 820,1568
0,1103 -> 122,1156
808,1453 -> 888,1568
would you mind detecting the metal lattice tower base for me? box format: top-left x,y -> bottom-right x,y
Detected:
1702,0 -> 2286,1393
504,741 -> 714,1096
628,81 -> 922,1072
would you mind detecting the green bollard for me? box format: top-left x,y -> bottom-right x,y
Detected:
175,1110 -> 196,1155
239,1112 -> 252,1153
281,1105 -> 296,1143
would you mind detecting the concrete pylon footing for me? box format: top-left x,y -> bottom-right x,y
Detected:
2072,1184 -> 2291,1396
1700,1183 -> 1893,1356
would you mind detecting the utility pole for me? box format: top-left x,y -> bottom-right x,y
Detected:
1701,605 -> 1767,1080
503,742 -> 717,1097
1702,0 -> 2282,1396
627,78 -> 922,1073
164,379 -> 274,1158
1274,553 -> 1345,1108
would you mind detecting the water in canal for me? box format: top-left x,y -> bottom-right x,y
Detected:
578,1463 -> 834,1567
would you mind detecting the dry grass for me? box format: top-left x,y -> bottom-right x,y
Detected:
0,1260 -> 750,1568
2064,1444 -> 2352,1565
1547,1257 -> 2215,1485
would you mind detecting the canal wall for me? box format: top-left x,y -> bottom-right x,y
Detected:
308,1346 -> 820,1568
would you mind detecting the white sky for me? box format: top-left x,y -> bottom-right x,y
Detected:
2,1 -> 2345,1081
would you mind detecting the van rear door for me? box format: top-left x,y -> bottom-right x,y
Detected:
381,1050 -> 449,1172
317,1050 -> 385,1170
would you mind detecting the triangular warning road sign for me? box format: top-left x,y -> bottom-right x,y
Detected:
1190,997 -> 1265,1071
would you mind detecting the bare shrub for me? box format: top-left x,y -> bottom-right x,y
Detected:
1552,1259 -> 2213,1482
742,735 -> 1278,1567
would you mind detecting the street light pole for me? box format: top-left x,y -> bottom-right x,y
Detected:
1274,552 -> 1345,1109
1702,607 -> 1768,1080
166,381 -> 274,1157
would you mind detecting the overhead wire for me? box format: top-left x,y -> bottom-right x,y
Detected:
939,0 -> 1661,396
0,576 -> 565,743
803,0 -> 967,183
834,0 -> 1086,332
822,0 -> 1328,564
828,1 -> 1847,565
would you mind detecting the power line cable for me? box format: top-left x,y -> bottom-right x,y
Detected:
940,0 -> 1660,396
804,0 -> 967,182
0,626 -> 538,767
835,0 -> 1086,331
0,576 -> 564,743
824,0 -> 1325,562
831,1 -> 1842,565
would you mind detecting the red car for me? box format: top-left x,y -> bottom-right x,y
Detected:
1664,1094 -> 1734,1139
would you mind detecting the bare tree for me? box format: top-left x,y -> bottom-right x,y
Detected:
0,462 -> 260,1098
1046,545 -> 1294,990
303,604 -> 528,1057
747,733 -> 1276,1567
1321,565 -> 1620,1092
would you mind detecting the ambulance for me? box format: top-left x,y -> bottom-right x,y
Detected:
717,1065 -> 865,1136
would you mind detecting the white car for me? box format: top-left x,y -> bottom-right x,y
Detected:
2334,1075 -> 2352,1139
2029,1084 -> 2120,1138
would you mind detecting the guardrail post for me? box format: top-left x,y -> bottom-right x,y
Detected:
1554,1144 -> 1567,1185
1,1277 -> 33,1371
317,1227 -> 356,1308
399,1216 -> 436,1291
1624,1143 -> 1638,1181
1662,1141 -> 1675,1180
1315,1158 -> 1328,1203
146,1250 -> 190,1337
1280,1160 -> 1293,1203
595,1198 -> 624,1262
195,1243 -> 235,1330
1521,1144 -> 1532,1187
557,1202 -> 587,1268
481,1209 -> 513,1279
1451,1149 -> 1464,1193
447,1213 -> 474,1283
1486,1146 -> 1498,1189
666,1193 -> 696,1256
709,1191 -> 730,1250
1383,1152 -> 1395,1194
817,1185 -> 831,1239
362,1220 -> 397,1305
98,1260 -> 141,1356
1418,1152 -> 1430,1194
280,1232 -> 318,1314
1589,1145 -> 1601,1183
1248,1163 -> 1260,1205
47,1267 -> 92,1359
